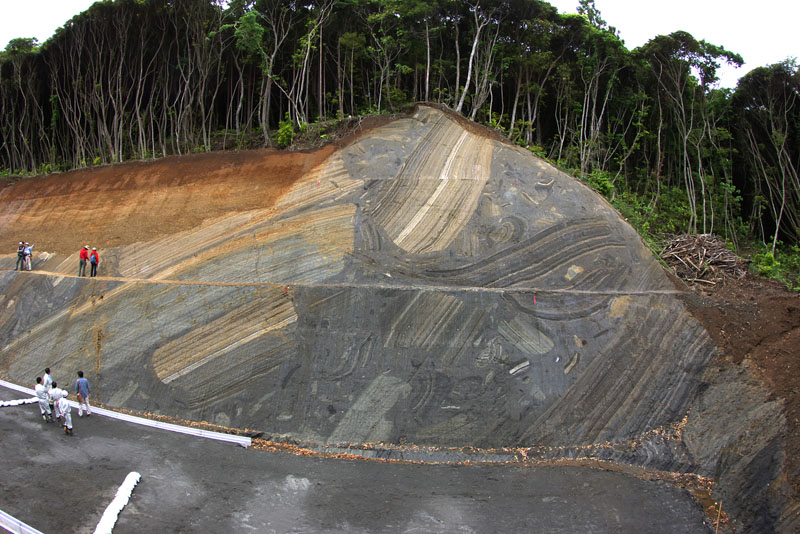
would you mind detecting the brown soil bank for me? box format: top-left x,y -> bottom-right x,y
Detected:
0,146 -> 334,256
0,106 -> 797,532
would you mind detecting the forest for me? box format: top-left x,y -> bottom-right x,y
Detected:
0,0 -> 798,283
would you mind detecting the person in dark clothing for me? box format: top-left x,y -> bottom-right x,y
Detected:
79,245 -> 89,276
15,242 -> 24,270
89,247 -> 100,277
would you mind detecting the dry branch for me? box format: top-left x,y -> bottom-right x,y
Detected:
661,234 -> 748,287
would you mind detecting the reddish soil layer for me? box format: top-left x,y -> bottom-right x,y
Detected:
0,113 -> 409,258
0,146 -> 333,256
0,108 -> 493,258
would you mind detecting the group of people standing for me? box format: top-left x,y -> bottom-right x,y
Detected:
78,245 -> 100,277
34,367 -> 92,436
14,241 -> 34,271
12,242 -> 100,276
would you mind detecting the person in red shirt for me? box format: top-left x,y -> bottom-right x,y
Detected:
78,245 -> 89,276
89,247 -> 100,277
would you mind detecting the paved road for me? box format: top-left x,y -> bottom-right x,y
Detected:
0,387 -> 711,533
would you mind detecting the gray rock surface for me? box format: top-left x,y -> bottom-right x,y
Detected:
0,107 -> 714,451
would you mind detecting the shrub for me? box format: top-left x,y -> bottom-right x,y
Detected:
585,169 -> 614,199
751,243 -> 800,290
275,114 -> 295,149
752,251 -> 781,278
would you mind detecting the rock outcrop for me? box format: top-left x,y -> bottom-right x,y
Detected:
0,106 -> 712,446
0,105 -> 785,531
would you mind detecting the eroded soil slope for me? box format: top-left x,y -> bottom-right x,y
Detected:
0,146 -> 333,255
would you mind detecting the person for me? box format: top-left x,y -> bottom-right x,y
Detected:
42,367 -> 54,413
56,392 -> 73,435
42,368 -> 53,391
15,242 -> 24,270
75,370 -> 91,417
49,381 -> 68,420
35,377 -> 54,423
23,242 -> 34,271
79,245 -> 90,276
89,247 -> 100,277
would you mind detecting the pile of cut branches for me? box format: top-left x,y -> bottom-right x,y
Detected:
661,234 -> 748,286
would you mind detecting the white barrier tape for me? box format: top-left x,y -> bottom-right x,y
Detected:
0,509 -> 44,534
0,380 -> 251,448
0,397 -> 37,407
93,472 -> 141,534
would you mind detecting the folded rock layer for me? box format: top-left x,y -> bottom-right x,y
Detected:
0,105 -> 713,449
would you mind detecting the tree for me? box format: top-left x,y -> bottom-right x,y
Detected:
733,60 -> 800,250
636,31 -> 742,233
0,38 -> 45,171
356,0 -> 408,112
454,1 -> 495,114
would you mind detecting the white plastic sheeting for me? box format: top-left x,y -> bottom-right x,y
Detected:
93,472 -> 141,534
0,397 -> 37,408
0,379 -> 251,448
0,509 -> 44,534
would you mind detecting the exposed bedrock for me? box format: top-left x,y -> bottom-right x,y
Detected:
0,105 -> 787,531
0,106 -> 708,446
684,364 -> 793,533
0,276 -> 711,449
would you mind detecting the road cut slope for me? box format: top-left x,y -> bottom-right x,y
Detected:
0,105 -> 713,448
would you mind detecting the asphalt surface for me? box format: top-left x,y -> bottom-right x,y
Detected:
0,386 -> 712,533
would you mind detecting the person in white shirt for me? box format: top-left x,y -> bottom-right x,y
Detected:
22,242 -> 34,271
42,367 -> 53,412
49,381 -> 68,420
34,377 -> 54,423
56,394 -> 73,435
42,368 -> 53,391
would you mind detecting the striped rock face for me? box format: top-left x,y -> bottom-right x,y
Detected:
0,106 -> 713,448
